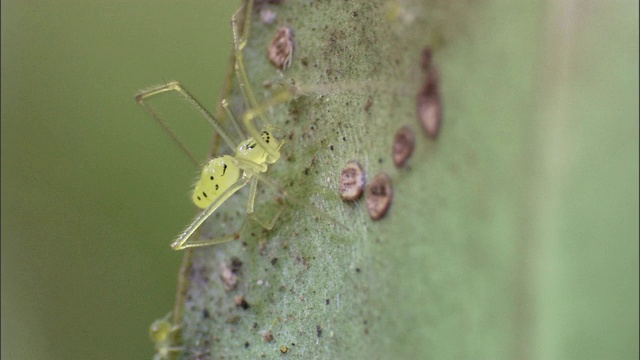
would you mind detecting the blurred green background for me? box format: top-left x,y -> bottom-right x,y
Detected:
1,1 -> 239,359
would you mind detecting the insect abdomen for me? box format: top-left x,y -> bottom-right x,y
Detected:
192,155 -> 241,209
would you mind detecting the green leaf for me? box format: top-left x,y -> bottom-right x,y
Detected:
171,1 -> 639,359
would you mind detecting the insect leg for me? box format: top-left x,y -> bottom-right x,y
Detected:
171,174 -> 251,250
244,176 -> 284,230
221,99 -> 247,141
231,0 -> 289,153
230,0 -> 261,112
247,176 -> 258,215
242,89 -> 296,159
135,81 -> 239,155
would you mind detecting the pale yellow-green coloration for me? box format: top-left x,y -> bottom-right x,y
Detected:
135,0 -> 300,250
149,312 -> 181,360
191,156 -> 241,210
235,131 -> 283,170
191,130 -> 282,210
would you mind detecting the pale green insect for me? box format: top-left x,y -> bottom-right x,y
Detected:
135,0 -> 300,250
149,312 -> 181,360
190,132 -> 283,210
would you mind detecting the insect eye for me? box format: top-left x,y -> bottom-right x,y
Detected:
210,176 -> 214,180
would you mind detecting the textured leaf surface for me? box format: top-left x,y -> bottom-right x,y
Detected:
174,1 -> 638,359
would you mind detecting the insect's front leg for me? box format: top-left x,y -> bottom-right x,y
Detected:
231,0 -> 261,112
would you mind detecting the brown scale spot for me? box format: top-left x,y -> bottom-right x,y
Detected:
416,66 -> 442,139
234,295 -> 250,310
230,257 -> 243,273
364,96 -> 374,112
268,26 -> 294,70
263,331 -> 274,342
221,263 -> 238,291
365,173 -> 393,220
339,161 -> 365,201
392,126 -> 415,167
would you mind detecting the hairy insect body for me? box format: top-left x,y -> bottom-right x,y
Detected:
192,131 -> 281,210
